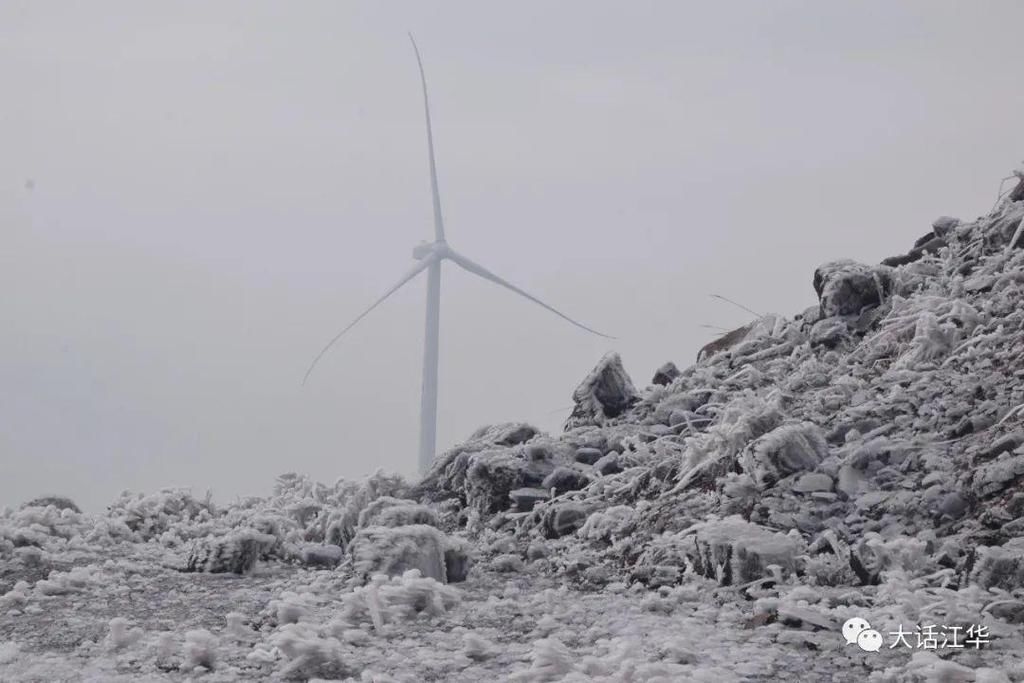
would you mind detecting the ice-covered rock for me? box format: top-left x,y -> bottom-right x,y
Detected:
792,472 -> 833,493
740,422 -> 828,489
972,452 -> 1024,497
680,516 -> 804,585
465,449 -> 558,515
509,487 -> 550,512
651,361 -> 681,386
541,467 -> 592,495
415,422 -> 540,501
573,447 -> 603,466
543,502 -> 591,539
184,529 -> 276,574
564,352 -> 639,429
971,538 -> 1024,590
812,259 -> 893,317
299,543 -> 344,569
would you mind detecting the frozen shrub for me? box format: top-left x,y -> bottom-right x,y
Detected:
375,503 -> 438,528
322,472 -> 410,548
332,570 -> 460,632
803,553 -> 858,587
20,496 -> 80,513
105,617 -> 142,651
511,637 -> 574,681
739,422 -> 828,488
579,505 -> 636,542
270,591 -> 315,625
270,623 -> 349,680
183,629 -> 218,670
225,612 -> 254,642
0,582 -> 30,612
106,488 -> 216,542
35,566 -> 98,596
349,524 -> 452,582
357,497 -> 437,529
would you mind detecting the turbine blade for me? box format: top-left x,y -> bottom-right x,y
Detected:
446,249 -> 615,339
303,259 -> 432,385
408,34 -> 446,242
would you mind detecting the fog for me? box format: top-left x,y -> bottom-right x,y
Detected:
3,1 -> 1023,511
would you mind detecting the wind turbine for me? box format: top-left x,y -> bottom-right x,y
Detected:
304,35 -> 612,475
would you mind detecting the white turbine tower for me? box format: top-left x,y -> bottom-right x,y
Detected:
304,36 -> 612,475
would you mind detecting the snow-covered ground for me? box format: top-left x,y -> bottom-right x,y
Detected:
4,173 -> 1024,681
2,530 -> 1017,682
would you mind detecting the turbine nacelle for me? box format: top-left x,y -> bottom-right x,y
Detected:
412,240 -> 450,261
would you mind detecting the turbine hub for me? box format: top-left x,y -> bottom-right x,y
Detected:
412,240 -> 450,260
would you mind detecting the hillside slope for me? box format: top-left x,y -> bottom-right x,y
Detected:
3,173 -> 1024,681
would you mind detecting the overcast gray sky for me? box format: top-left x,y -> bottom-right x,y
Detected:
3,1 -> 1023,511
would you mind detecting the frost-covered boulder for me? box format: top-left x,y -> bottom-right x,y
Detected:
299,544 -> 344,569
349,524 -> 470,584
415,422 -> 540,503
594,452 -> 623,476
564,353 -> 639,430
740,422 -> 828,489
651,362 -> 681,386
542,502 -> 591,539
971,453 -> 1024,498
184,529 -> 276,574
681,516 -> 804,585
573,447 -> 603,466
812,259 -> 893,318
465,448 -> 559,515
971,539 -> 1024,590
509,487 -> 550,512
541,467 -> 592,496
